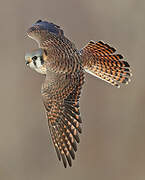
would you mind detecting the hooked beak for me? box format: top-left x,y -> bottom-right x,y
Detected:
25,61 -> 30,65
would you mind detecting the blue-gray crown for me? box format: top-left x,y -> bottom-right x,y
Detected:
33,20 -> 64,36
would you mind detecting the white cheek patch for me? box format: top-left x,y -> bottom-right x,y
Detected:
28,58 -> 46,74
29,62 -> 35,69
36,58 -> 42,68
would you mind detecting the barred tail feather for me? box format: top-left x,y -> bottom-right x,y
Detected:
80,41 -> 132,87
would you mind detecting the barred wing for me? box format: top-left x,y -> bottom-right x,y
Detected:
81,41 -> 131,87
41,71 -> 84,167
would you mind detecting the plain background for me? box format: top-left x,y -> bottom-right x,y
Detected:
0,0 -> 145,179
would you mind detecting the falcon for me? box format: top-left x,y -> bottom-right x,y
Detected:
25,20 -> 131,167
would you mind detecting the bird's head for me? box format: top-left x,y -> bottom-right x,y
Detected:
27,20 -> 64,42
25,48 -> 47,74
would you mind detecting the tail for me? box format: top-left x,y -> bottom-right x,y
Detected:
80,41 -> 131,88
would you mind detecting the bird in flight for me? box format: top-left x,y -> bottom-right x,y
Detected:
25,20 -> 131,168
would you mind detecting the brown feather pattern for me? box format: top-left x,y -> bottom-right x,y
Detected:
26,20 -> 131,168
42,69 -> 84,167
81,40 -> 131,87
37,28 -> 85,167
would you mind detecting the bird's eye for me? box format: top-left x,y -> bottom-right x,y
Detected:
32,56 -> 37,60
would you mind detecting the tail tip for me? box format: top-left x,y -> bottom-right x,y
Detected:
123,61 -> 130,68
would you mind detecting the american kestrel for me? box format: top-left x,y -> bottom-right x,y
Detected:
25,20 -> 131,168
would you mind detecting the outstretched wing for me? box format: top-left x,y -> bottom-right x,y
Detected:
41,71 -> 84,167
28,20 -> 85,167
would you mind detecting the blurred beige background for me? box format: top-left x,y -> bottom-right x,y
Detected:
0,0 -> 145,179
